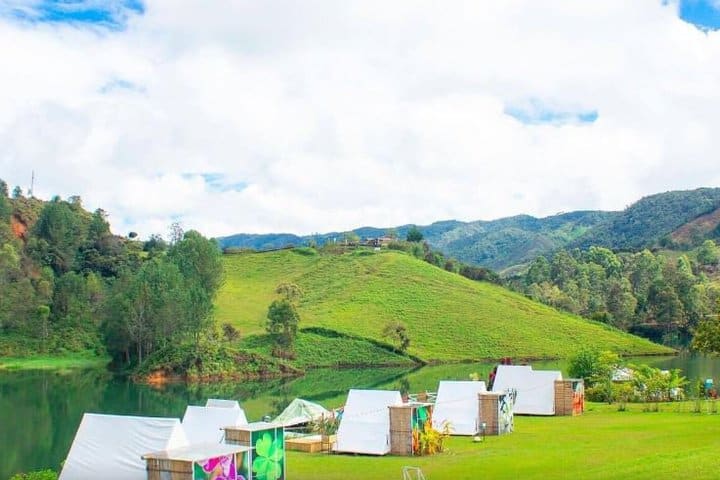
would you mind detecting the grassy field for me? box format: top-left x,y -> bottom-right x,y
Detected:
216,249 -> 672,363
288,402 -> 720,479
239,329 -> 417,368
0,355 -> 108,371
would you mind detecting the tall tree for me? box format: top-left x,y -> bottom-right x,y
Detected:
406,226 -> 424,243
167,230 -> 224,345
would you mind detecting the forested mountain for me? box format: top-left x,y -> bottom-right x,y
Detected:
572,188 -> 720,251
219,187 -> 720,270
0,181 -> 225,374
506,242 -> 720,346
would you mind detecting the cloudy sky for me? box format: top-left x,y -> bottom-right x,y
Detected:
1,0 -> 720,239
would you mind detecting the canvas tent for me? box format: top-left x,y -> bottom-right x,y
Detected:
334,389 -> 403,455
181,405 -> 248,444
431,381 -> 487,435
206,398 -> 242,409
274,398 -> 332,427
492,365 -> 562,415
59,413 -> 187,480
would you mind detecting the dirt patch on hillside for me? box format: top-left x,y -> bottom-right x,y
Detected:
671,207 -> 720,245
10,215 -> 27,241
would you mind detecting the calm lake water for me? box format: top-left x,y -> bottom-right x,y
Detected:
2,354 -> 720,478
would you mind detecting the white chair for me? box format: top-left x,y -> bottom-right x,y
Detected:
402,466 -> 426,480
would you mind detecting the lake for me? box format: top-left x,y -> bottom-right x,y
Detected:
2,353 -> 719,478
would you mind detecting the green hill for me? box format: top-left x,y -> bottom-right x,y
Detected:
215,248 -> 672,363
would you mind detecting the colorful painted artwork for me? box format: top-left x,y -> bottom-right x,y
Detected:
239,427 -> 285,480
193,454 -> 238,480
498,389 -> 516,434
572,380 -> 585,415
411,405 -> 432,454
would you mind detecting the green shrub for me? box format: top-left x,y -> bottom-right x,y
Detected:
9,470 -> 58,480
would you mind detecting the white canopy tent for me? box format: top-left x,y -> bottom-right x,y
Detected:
431,380 -> 487,435
181,405 -> 248,443
59,413 -> 187,480
274,398 -> 332,427
334,389 -> 403,455
492,365 -> 562,415
206,398 -> 242,409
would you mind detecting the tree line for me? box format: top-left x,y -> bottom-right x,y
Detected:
508,242 -> 720,345
0,181 -> 223,369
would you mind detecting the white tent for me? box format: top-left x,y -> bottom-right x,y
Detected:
206,398 -> 242,409
431,380 -> 487,435
181,405 -> 248,443
274,398 -> 332,427
492,365 -> 562,415
334,389 -> 402,455
59,413 -> 187,480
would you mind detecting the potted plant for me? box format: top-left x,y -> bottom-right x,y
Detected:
312,414 -> 340,449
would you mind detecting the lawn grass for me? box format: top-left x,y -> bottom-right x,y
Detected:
288,402 -> 720,479
216,249 -> 672,363
0,355 -> 108,371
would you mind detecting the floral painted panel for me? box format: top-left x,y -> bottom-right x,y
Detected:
193,454 -> 237,480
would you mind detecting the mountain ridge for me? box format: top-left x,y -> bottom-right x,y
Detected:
218,187 -> 720,271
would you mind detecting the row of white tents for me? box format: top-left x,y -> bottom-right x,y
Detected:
60,397 -> 330,480
333,366 -> 566,455
59,366 -> 567,475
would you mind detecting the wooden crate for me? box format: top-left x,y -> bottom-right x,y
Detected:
286,435 -> 336,453
389,405 -> 414,455
146,458 -> 193,480
555,379 -> 584,416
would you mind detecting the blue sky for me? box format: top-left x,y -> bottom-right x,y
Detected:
3,0 -> 144,29
3,1 -> 720,31
4,1 -> 720,30
678,0 -> 720,30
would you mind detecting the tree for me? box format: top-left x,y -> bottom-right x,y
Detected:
567,347 -> 600,383
12,186 -> 22,199
406,226 -> 423,243
585,246 -> 622,277
266,299 -> 300,353
143,234 -> 167,255
266,282 -> 303,356
276,282 -> 303,302
0,181 -> 9,221
168,230 -> 224,345
342,231 -> 359,245
31,199 -> 88,274
692,315 -> 720,355
103,258 -> 186,365
526,256 -> 550,286
169,222 -> 184,245
550,250 -> 578,288
382,320 -> 410,352
697,240 -> 719,266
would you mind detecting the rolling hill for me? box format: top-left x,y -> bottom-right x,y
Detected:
215,248 -> 672,364
218,187 -> 720,271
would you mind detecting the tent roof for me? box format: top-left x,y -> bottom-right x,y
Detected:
206,398 -> 241,409
274,398 -> 331,427
334,389 -> 402,455
492,365 -> 562,415
432,380 -> 487,435
59,414 -> 187,480
143,442 -> 251,461
181,405 -> 248,444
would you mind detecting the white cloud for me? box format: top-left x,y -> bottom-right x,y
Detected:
1,0 -> 720,238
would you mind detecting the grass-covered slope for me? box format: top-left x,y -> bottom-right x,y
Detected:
216,249 -> 671,363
